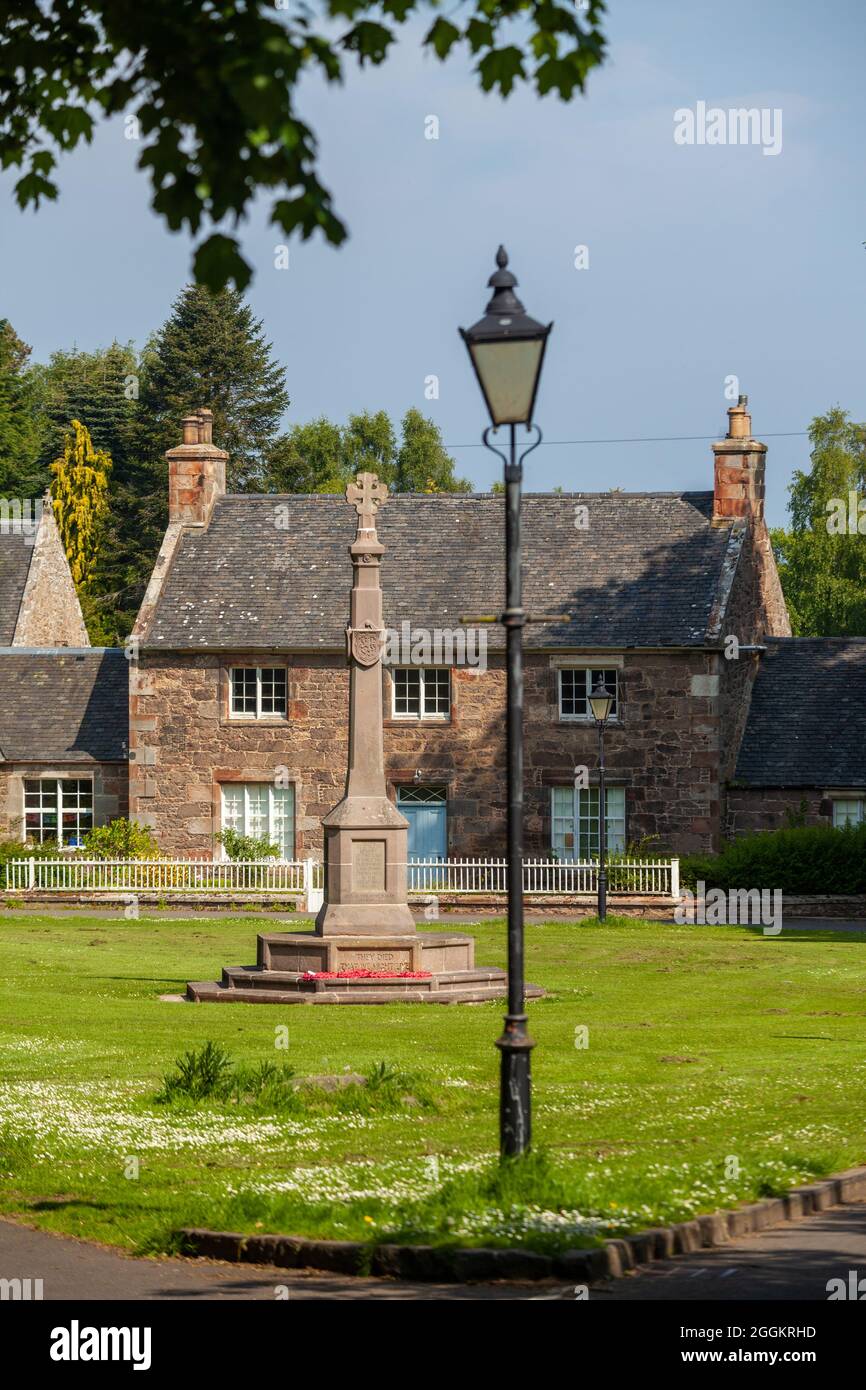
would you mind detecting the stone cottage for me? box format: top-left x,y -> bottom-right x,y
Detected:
126,398 -> 818,862
0,650 -> 129,843
727,636 -> 866,835
0,499 -> 128,843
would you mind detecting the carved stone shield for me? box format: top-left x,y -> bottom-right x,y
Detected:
350,624 -> 383,667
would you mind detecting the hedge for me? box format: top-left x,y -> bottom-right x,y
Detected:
681,824 -> 866,896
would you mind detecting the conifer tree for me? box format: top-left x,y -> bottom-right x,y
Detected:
32,343 -> 141,642
80,285 -> 290,639
0,319 -> 44,495
50,419 -> 112,588
138,284 -> 289,492
34,341 -> 138,479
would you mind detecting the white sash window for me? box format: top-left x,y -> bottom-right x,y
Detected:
551,784 -> 626,859
221,783 -> 295,857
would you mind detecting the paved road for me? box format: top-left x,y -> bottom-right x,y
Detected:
3,1201 -> 865,1301
577,1202 -> 866,1302
0,1220 -> 536,1301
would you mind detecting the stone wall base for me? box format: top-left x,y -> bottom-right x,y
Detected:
4,891 -> 863,918
0,890 -> 675,917
775,895 -> 866,919
0,891 -> 303,910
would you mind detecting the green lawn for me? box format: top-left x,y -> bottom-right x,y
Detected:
0,911 -> 864,1255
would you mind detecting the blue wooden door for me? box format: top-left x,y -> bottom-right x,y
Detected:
403,801 -> 447,859
397,787 -> 447,888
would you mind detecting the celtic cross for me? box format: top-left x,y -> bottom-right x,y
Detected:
346,471 -> 389,532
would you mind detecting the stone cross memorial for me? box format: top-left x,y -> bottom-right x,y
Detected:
186,473 -> 541,1004
315,471 -> 416,936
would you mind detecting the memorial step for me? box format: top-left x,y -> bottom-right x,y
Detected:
186,979 -> 518,1005
219,964 -> 511,993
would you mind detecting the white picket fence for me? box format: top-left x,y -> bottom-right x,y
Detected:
5,854 -> 677,901
5,857 -> 322,898
407,856 -> 678,897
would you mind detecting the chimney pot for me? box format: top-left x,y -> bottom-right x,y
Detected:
727,394 -> 751,439
196,408 -> 214,444
181,414 -> 200,445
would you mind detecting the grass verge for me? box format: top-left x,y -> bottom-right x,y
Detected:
0,911 -> 862,1254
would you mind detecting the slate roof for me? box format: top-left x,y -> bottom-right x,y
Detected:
143,491 -> 739,651
0,528 -> 35,644
0,649 -> 129,763
735,638 -> 866,788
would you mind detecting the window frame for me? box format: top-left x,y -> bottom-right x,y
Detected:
832,797 -> 865,829
396,783 -> 448,805
228,666 -> 288,721
557,667 -> 620,723
550,784 -> 627,859
22,776 -> 94,847
391,667 -> 451,721
219,782 -> 296,859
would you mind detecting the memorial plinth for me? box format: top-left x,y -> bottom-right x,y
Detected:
187,472 -> 542,1006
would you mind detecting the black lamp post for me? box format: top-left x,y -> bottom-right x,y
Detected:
460,246 -> 552,1158
589,680 -> 614,923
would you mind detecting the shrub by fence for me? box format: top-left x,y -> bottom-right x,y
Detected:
681,824 -> 866,895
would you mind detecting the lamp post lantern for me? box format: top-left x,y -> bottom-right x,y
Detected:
460,246 -> 552,1158
589,680 -> 615,923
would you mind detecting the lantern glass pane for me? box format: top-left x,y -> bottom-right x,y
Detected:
589,692 -> 614,724
470,337 -> 544,425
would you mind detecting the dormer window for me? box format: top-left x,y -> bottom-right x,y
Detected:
230,667 -> 287,719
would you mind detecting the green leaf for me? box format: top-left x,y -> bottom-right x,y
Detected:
477,46 -> 526,95
536,54 -> 588,99
425,17 -> 461,60
341,21 -> 395,64
14,170 -> 58,209
192,234 -> 253,293
466,18 -> 495,53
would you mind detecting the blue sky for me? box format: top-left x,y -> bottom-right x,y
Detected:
2,0 -> 865,525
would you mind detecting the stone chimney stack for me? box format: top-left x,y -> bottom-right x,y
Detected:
711,394 -> 767,523
166,407 -> 227,525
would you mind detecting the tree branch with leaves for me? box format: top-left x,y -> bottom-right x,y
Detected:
0,1 -> 607,291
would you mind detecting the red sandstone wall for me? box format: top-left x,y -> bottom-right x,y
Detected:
725,787 -> 830,837
129,647 -> 724,858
